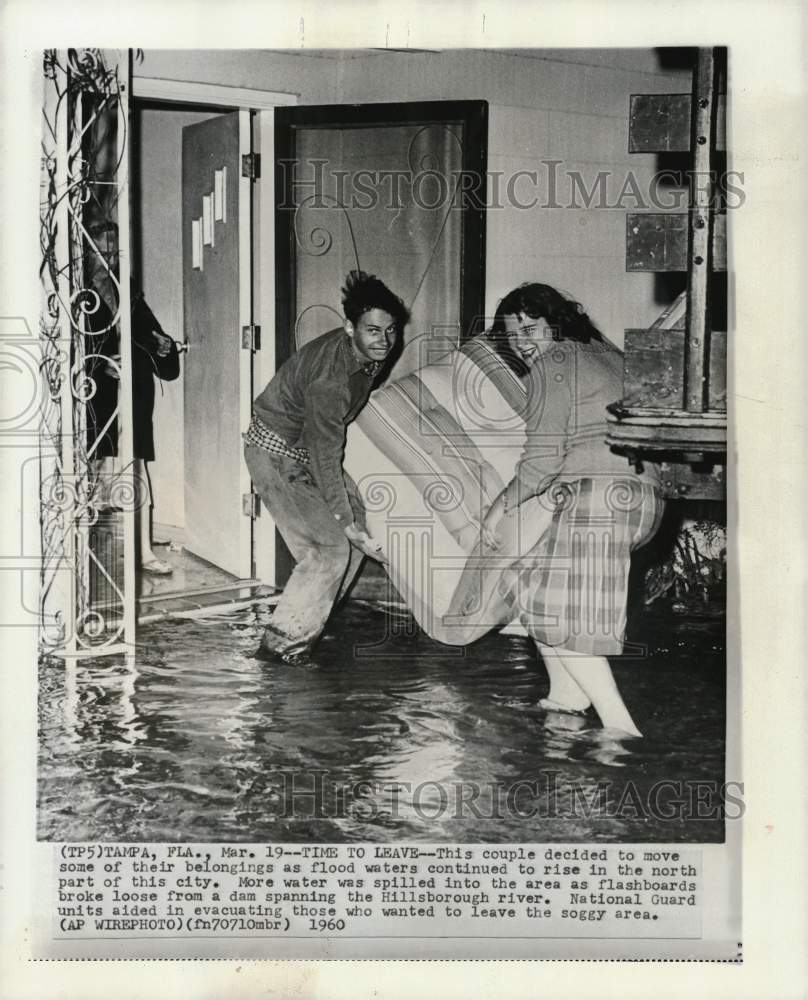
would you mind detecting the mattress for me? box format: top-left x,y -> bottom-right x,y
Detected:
344,335 -> 555,645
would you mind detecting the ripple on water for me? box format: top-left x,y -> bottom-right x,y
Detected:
37,601 -> 726,843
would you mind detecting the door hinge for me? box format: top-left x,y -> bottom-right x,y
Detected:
242,491 -> 261,518
241,324 -> 261,351
241,153 -> 261,180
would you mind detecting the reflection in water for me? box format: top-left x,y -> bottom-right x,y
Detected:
38,602 -> 726,843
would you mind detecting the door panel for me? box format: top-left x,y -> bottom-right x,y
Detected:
182,111 -> 252,577
292,123 -> 462,377
273,101 -> 488,584
276,102 -> 487,373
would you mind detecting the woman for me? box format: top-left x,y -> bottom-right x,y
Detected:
84,223 -> 181,575
481,283 -> 664,737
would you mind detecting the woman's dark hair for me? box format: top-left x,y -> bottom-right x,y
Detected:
341,270 -> 410,330
487,282 -> 603,373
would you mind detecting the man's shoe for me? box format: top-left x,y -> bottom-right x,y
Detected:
251,640 -> 314,667
250,643 -> 286,664
280,648 -> 315,667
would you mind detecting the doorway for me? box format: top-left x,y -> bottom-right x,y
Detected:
119,80 -> 298,620
273,100 -> 488,585
128,100 -> 249,608
110,86 -> 487,618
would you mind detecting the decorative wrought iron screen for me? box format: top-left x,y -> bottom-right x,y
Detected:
40,48 -> 137,658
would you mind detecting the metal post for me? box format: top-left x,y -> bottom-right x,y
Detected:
72,83 -> 92,633
52,50 -> 78,656
40,48 -> 137,660
684,47 -> 718,413
114,49 -> 137,654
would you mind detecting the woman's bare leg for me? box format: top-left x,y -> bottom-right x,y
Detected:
136,459 -> 171,573
537,642 -> 642,737
537,643 -> 591,712
138,483 -> 154,564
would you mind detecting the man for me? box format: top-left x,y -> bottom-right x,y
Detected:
244,270 -> 409,664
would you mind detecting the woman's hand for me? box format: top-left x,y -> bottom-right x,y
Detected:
481,494 -> 506,550
152,330 -> 173,358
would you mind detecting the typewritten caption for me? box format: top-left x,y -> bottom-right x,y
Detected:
53,843 -> 702,940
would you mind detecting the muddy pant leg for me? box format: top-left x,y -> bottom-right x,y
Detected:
333,473 -> 367,606
245,444 -> 352,654
270,537 -> 352,652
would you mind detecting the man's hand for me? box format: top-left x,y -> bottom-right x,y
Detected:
344,523 -> 388,564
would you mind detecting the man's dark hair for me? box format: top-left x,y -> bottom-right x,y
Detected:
341,270 -> 409,330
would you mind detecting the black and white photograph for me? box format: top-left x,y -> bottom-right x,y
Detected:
35,44 -> 730,845
1,0 -> 805,987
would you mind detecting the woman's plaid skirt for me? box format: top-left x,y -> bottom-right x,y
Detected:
501,476 -> 664,655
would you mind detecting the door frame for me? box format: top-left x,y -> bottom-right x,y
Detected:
274,100 -> 489,370
131,76 -> 297,588
273,100 -> 488,584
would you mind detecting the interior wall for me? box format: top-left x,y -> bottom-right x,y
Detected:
337,49 -> 693,348
135,49 -> 339,103
132,47 -> 692,539
133,51 -> 340,533
136,46 -> 691,357
134,106 -> 220,530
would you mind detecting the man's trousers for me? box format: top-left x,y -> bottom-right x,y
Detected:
244,442 -> 365,658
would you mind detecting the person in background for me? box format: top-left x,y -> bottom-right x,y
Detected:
84,223 -> 181,576
482,282 -> 665,737
245,270 -> 409,665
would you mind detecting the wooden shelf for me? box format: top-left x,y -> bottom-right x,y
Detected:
616,50 -> 728,501
606,404 -> 727,454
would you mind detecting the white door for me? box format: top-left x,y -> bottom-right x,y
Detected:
181,111 -> 253,577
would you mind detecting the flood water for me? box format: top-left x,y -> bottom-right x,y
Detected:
38,600 -> 727,844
